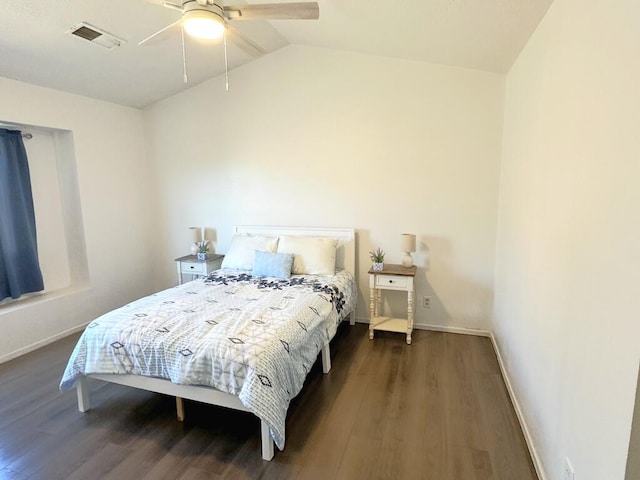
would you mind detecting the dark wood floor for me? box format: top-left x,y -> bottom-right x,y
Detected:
0,323 -> 537,480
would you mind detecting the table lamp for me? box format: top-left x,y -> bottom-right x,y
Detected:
189,226 -> 200,254
401,233 -> 416,267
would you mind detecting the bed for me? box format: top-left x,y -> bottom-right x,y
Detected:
59,226 -> 357,461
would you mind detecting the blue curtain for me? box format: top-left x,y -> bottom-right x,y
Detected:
0,129 -> 44,300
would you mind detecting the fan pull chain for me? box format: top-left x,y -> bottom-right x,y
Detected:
181,25 -> 188,84
223,31 -> 229,91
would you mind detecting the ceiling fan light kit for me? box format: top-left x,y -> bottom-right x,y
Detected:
183,12 -> 225,39
182,2 -> 225,39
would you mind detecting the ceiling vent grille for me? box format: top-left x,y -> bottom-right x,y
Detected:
67,22 -> 126,49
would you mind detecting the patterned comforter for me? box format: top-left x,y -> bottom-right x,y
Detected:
60,269 -> 357,449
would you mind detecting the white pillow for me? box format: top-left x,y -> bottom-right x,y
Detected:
277,236 -> 338,275
221,234 -> 279,271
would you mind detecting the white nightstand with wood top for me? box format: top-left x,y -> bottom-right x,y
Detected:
368,264 -> 417,345
175,254 -> 224,285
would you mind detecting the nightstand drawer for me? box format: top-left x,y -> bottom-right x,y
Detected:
175,254 -> 224,285
375,275 -> 408,289
180,262 -> 207,275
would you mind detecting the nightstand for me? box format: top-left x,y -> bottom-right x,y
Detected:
175,254 -> 224,285
368,264 -> 417,345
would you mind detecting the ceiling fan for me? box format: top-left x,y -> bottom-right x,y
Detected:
140,0 -> 319,57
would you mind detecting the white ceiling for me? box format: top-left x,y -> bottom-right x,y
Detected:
0,0 -> 554,108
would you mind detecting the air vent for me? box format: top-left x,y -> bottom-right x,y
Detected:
66,22 -> 126,49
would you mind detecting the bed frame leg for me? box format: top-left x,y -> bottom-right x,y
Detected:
321,343 -> 331,373
76,376 -> 90,412
261,420 -> 274,461
176,397 -> 185,422
349,310 -> 356,326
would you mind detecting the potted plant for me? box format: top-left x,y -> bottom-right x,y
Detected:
369,247 -> 385,271
196,241 -> 210,260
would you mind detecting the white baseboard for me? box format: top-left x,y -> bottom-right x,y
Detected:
353,316 -> 546,479
353,317 -> 491,337
487,332 -> 546,480
412,322 -> 491,337
0,323 -> 88,365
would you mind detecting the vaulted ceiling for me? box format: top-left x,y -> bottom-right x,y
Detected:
0,0 -> 554,108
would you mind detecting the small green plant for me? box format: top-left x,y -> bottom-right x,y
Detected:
196,241 -> 210,253
369,247 -> 385,263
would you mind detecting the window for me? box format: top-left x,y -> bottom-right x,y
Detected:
0,122 -> 88,305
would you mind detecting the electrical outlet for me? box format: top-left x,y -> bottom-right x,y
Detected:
422,296 -> 431,308
563,457 -> 575,480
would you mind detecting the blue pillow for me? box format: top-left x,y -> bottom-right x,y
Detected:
252,250 -> 294,279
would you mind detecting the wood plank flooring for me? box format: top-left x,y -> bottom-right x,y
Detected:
0,324 -> 538,479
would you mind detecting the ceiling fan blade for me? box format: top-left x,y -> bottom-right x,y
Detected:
163,2 -> 183,11
139,19 -> 182,46
224,2 -> 319,21
226,26 -> 267,57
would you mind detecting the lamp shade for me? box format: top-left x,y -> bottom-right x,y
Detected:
401,234 -> 416,253
189,226 -> 200,243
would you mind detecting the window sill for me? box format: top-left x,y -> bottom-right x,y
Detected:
0,284 -> 92,315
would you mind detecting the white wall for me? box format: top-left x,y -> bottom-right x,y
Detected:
143,45 -> 505,332
494,0 -> 640,478
0,77 -> 158,361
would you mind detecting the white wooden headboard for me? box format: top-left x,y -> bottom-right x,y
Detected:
233,225 -> 356,276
